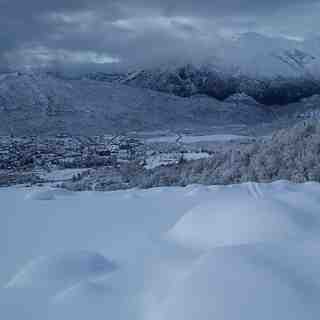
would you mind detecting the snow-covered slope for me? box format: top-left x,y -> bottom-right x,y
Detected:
2,182 -> 320,319
0,72 -> 273,136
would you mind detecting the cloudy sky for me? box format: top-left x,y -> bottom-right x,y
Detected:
1,0 -> 319,72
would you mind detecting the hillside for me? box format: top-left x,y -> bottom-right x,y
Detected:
0,72 -> 273,136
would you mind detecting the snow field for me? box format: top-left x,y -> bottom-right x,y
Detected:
1,181 -> 320,319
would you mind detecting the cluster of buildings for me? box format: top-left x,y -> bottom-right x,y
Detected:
0,135 -> 146,172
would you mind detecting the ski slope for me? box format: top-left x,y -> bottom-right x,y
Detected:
1,181 -> 320,319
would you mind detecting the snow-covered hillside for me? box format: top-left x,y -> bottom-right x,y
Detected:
1,181 -> 320,319
0,72 -> 273,136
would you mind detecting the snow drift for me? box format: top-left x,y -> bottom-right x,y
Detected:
168,185 -> 310,250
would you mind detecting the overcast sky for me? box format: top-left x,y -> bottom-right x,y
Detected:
1,0 -> 319,72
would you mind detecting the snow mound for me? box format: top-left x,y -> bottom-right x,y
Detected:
5,251 -> 117,291
168,187 -> 308,250
184,185 -> 212,197
47,188 -> 75,197
25,189 -> 57,201
149,244 -> 320,320
25,188 -> 74,200
123,191 -> 142,199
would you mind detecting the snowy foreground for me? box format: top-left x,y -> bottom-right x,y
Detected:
1,181 -> 320,319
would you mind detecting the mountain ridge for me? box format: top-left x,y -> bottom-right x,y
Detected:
77,33 -> 320,105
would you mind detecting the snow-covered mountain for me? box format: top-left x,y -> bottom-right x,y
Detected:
83,33 -> 320,105
0,72 -> 272,136
86,64 -> 320,106
2,33 -> 320,136
219,32 -> 318,77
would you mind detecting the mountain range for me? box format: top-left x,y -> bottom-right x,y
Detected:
82,33 -> 320,105
1,33 -> 320,136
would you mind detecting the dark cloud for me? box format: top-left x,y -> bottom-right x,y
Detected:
0,0 -> 319,71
